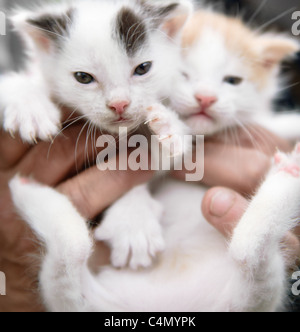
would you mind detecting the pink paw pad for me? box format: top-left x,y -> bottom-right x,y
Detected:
274,153 -> 283,165
19,177 -> 31,185
279,165 -> 300,178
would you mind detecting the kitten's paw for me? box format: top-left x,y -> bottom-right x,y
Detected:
146,104 -> 189,157
95,204 -> 165,269
272,143 -> 300,178
4,96 -> 61,143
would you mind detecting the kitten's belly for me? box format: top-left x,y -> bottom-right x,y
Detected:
90,179 -> 235,312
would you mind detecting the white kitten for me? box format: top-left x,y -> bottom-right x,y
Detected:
0,0 -> 189,142
1,0 -> 192,268
170,10 -> 300,139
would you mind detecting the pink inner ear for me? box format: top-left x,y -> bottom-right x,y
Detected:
35,35 -> 51,52
162,15 -> 187,38
262,58 -> 275,69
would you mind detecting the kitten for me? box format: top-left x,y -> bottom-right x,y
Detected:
170,10 -> 300,140
0,0 -> 192,269
8,10 -> 300,312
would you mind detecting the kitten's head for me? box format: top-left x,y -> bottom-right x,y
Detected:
12,0 -> 192,134
170,11 -> 299,135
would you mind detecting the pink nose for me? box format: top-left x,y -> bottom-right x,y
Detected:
108,100 -> 130,115
195,94 -> 217,110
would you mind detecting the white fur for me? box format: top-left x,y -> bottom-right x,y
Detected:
170,23 -> 300,138
9,146 -> 300,311
1,0 -> 192,268
0,0 -> 190,141
6,5 -> 300,312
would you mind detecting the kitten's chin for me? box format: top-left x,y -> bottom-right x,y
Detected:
101,120 -> 137,135
184,115 -> 220,136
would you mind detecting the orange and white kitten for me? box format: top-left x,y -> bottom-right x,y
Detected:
9,10 -> 300,312
171,10 -> 300,140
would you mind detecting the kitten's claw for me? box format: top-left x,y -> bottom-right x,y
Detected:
9,129 -> 15,139
144,118 -> 159,125
30,133 -> 38,145
48,135 -> 54,144
158,134 -> 172,141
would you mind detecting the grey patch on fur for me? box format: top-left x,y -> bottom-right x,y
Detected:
27,8 -> 74,41
115,7 -> 147,56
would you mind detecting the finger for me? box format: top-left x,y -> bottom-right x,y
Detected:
201,187 -> 249,238
14,122 -> 100,186
0,129 -> 31,170
57,162 -> 154,219
281,232 -> 300,270
202,187 -> 300,269
174,142 -> 271,195
231,125 -> 293,155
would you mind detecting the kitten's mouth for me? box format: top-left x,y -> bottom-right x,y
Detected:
111,117 -> 133,125
188,109 -> 215,121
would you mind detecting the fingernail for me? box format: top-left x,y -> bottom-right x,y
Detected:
210,190 -> 236,217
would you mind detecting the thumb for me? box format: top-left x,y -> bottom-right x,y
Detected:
201,187 -> 248,238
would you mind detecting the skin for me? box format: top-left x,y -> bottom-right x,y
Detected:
0,120 -> 298,312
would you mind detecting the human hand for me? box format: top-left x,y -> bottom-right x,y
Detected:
173,125 -> 299,267
174,125 -> 293,195
0,118 -> 153,312
201,187 -> 300,270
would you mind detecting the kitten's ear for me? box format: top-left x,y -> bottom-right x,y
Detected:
11,7 -> 74,52
258,35 -> 299,69
139,0 -> 193,38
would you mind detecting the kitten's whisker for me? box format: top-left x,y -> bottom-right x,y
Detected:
277,82 -> 300,93
247,0 -> 269,25
255,7 -> 297,32
74,119 -> 90,174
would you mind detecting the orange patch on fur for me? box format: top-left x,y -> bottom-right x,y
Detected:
182,11 -> 279,90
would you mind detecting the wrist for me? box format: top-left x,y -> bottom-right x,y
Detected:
0,257 -> 44,312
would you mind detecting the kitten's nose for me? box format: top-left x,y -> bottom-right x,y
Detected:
108,100 -> 130,115
195,94 -> 217,110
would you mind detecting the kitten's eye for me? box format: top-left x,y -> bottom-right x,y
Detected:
224,76 -> 243,86
134,62 -> 152,76
74,72 -> 95,84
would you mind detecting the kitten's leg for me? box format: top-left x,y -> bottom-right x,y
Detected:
228,144 -> 300,311
9,176 -> 94,312
0,70 -> 61,143
94,184 -> 165,269
146,104 -> 190,157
